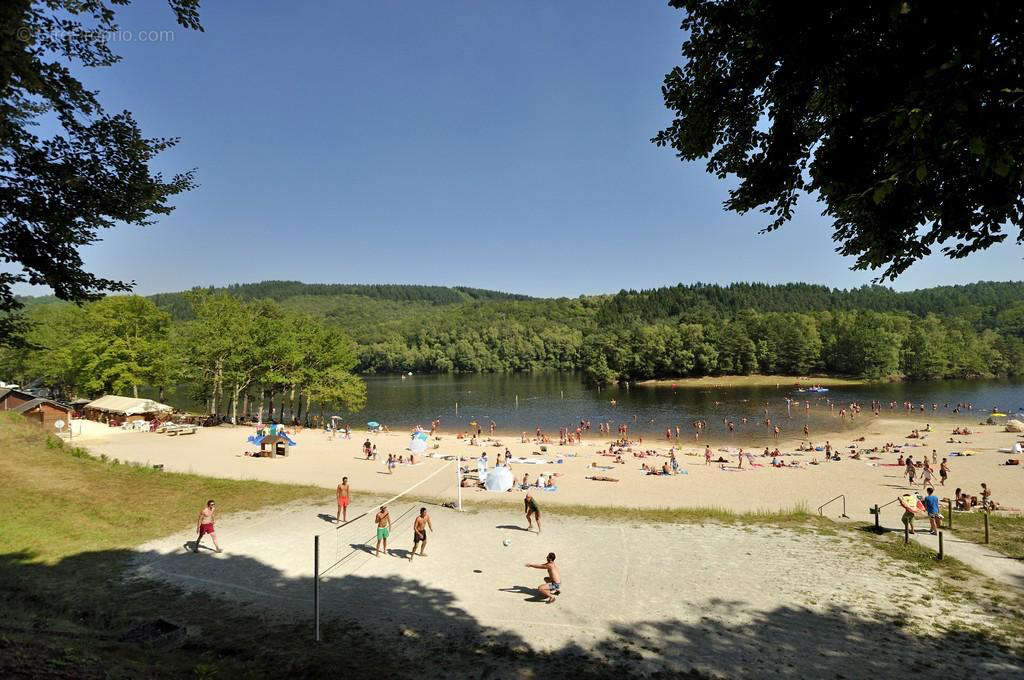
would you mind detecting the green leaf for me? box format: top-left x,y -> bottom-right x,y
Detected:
970,137 -> 985,155
915,164 -> 927,181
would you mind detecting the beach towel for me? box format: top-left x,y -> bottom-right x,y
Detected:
543,486 -> 558,492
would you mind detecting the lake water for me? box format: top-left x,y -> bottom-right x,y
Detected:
352,373 -> 1024,444
152,373 -> 1024,445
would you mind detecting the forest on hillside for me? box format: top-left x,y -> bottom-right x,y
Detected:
7,282 -> 1024,405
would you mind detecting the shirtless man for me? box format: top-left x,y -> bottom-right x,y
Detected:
374,506 -> 391,557
193,500 -> 222,553
409,507 -> 433,561
336,477 -> 350,523
524,493 -> 542,533
526,552 -> 561,604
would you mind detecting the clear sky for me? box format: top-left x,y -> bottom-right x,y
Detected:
22,0 -> 1022,298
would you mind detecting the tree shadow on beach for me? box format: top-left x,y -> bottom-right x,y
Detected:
2,546 -> 1022,679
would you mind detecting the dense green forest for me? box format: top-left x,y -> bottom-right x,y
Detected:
0,293 -> 366,421
8,281 -> 1024,403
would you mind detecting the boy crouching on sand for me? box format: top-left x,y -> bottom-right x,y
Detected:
526,552 -> 561,604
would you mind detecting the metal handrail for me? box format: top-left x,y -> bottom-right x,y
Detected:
817,494 -> 849,518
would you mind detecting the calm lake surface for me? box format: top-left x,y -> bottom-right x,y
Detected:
351,373 -> 1024,444
155,373 -> 1024,445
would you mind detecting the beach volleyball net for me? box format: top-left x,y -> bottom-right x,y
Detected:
313,459 -> 461,639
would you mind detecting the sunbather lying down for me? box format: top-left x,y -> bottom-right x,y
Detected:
586,475 -> 619,482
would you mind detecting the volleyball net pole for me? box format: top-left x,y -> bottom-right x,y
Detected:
313,534 -> 320,642
456,456 -> 462,511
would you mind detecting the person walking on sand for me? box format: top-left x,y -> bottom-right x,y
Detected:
921,462 -> 934,488
193,500 -> 222,553
526,552 -> 561,604
923,487 -> 941,535
336,477 -> 350,523
737,448 -> 744,469
374,506 -> 391,557
705,445 -> 712,466
409,507 -> 433,561
898,494 -> 920,535
939,458 -> 949,486
524,493 -> 542,533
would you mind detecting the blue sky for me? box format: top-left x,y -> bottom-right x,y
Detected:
21,0 -> 1022,298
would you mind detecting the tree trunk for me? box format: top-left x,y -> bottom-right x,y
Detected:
278,395 -> 284,423
295,391 -> 305,425
210,362 -> 222,416
132,384 -> 138,398
158,385 -> 165,401
231,383 -> 240,425
216,375 -> 224,418
256,387 -> 265,424
242,392 -> 249,421
289,384 -> 296,422
268,389 -> 275,423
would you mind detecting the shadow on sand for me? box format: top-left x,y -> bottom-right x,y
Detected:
1,546 -> 1022,679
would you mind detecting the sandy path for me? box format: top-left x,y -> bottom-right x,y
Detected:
133,502 -> 1023,678
85,415 -> 1024,525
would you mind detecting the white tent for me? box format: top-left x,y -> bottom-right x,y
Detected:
484,465 -> 514,492
84,395 -> 172,416
408,438 -> 428,452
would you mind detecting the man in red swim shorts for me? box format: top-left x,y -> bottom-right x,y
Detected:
336,477 -> 350,523
193,499 -> 222,553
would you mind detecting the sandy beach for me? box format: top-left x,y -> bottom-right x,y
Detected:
81,412 -> 1024,525
132,503 -> 1023,678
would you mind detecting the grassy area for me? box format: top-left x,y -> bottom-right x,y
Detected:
0,413 -> 330,564
855,524 -> 1024,647
636,374 -> 869,388
949,511 -> 1024,561
466,496 -> 821,528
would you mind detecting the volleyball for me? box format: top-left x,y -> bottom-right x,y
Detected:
502,538 -> 511,547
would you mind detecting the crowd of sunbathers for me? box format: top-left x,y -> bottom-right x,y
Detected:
946,484 -> 1001,511
641,453 -> 681,476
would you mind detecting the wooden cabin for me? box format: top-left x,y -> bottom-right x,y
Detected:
11,398 -> 71,430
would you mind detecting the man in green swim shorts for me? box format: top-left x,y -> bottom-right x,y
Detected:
374,506 -> 391,557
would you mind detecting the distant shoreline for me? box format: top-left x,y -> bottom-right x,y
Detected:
636,375 -> 871,389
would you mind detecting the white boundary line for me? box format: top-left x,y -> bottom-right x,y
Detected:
136,563 -> 307,603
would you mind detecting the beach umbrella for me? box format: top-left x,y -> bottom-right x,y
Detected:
367,421 -> 380,428
485,466 -> 514,492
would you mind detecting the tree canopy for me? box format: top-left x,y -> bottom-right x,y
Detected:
654,1 -> 1024,280
6,281 -> 1024,397
0,1 -> 202,343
